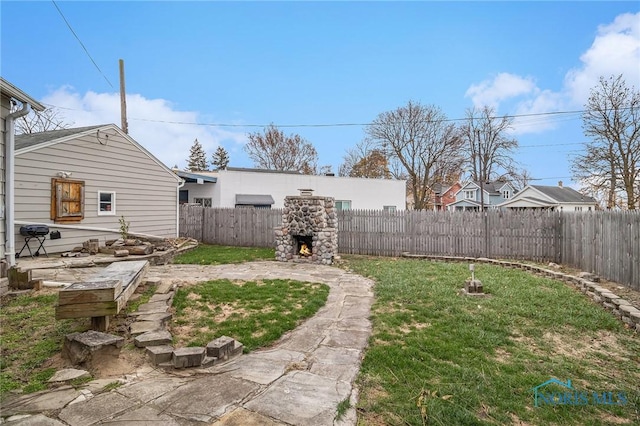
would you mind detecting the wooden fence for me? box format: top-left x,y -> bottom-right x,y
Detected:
179,206 -> 639,290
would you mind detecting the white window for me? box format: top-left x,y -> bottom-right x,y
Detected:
335,200 -> 351,211
98,191 -> 115,215
383,205 -> 396,213
502,190 -> 510,199
464,190 -> 475,200
194,197 -> 212,207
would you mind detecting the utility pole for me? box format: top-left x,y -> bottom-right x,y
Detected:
476,129 -> 488,257
119,59 -> 128,134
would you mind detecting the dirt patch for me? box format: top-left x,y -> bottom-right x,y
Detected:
494,348 -> 512,363
542,330 -> 630,362
598,412 -> 634,424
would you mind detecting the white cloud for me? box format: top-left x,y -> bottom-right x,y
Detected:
465,73 -> 537,109
565,12 -> 640,106
41,86 -> 248,169
465,12 -> 640,135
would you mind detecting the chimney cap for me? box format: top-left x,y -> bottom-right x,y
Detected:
558,180 -> 563,188
298,188 -> 314,196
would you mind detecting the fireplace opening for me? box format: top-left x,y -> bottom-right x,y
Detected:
294,236 -> 313,257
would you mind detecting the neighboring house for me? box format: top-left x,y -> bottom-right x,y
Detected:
497,182 -> 597,211
437,182 -> 462,210
177,167 -> 406,211
447,180 -> 516,211
1,77 -> 45,272
14,124 -> 182,254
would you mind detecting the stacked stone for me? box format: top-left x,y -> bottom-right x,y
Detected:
275,195 -> 337,265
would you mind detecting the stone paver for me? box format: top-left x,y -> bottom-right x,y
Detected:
3,261 -> 374,425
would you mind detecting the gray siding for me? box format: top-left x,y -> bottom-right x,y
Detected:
15,128 -> 180,254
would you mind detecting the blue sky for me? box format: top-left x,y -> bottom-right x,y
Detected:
2,1 -> 639,188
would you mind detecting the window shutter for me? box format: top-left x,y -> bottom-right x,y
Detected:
51,178 -> 85,222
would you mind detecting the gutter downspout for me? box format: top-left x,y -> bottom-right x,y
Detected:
177,178 -> 185,238
6,102 -> 31,267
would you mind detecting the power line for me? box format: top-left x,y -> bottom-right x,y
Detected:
41,101 -> 589,129
51,0 -> 114,90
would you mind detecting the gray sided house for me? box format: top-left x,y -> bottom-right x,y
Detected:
447,180 -> 516,211
497,183 -> 598,211
14,124 -> 182,255
1,77 -> 45,272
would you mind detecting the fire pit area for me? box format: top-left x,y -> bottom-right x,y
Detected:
275,190 -> 337,265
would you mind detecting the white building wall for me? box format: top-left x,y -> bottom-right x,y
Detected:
14,127 -> 181,254
183,169 -> 406,210
216,169 -> 406,210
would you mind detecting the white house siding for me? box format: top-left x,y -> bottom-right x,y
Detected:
182,169 -> 406,210
14,128 -> 180,254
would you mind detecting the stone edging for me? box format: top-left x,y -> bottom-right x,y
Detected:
129,278 -> 243,369
401,253 -> 640,333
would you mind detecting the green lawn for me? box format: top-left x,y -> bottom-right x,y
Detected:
0,293 -> 89,398
342,257 -> 640,425
172,278 -> 329,351
173,244 -> 275,265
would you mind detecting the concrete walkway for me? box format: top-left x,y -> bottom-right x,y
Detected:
2,261 -> 374,425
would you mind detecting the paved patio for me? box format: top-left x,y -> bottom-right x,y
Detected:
2,261 -> 375,425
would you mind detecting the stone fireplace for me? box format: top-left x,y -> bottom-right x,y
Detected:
275,190 -> 338,264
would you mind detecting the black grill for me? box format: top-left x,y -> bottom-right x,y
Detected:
17,225 -> 50,258
20,225 -> 50,237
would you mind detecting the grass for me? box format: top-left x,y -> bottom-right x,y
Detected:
172,278 -> 329,351
342,256 -> 640,426
172,244 -> 275,265
0,292 -> 88,399
125,283 -> 157,313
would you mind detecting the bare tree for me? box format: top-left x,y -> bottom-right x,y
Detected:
459,106 -> 520,183
572,75 -> 639,209
11,105 -> 72,134
245,124 -> 318,174
366,101 -> 464,210
339,139 -> 391,178
187,139 -> 208,171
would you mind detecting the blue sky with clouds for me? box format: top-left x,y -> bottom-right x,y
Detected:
2,1 -> 639,187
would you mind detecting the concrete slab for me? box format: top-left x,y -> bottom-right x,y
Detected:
58,392 -> 138,426
149,292 -> 173,303
215,353 -> 296,385
2,414 -> 67,425
134,330 -> 172,347
130,311 -> 172,323
212,407 -> 286,425
106,405 -> 181,425
146,345 -> 174,365
129,320 -> 162,336
136,300 -> 169,312
308,346 -> 362,381
173,347 -> 205,368
48,368 -> 90,383
322,329 -> 370,350
0,387 -> 81,416
116,377 -> 188,403
245,371 -> 351,426
153,375 -> 259,422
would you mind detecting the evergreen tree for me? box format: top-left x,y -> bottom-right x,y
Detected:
187,139 -> 208,171
211,146 -> 230,170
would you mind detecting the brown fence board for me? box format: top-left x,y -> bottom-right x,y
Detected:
179,206 -> 639,290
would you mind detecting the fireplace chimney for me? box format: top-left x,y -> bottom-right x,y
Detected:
558,181 -> 563,188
